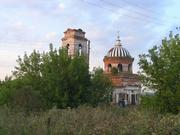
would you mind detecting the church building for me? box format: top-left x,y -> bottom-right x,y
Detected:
61,28 -> 141,105
103,36 -> 141,105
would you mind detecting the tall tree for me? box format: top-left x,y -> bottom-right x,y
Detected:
40,45 -> 91,108
89,68 -> 113,106
139,32 -> 180,114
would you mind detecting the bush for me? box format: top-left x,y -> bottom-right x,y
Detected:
8,86 -> 45,113
140,95 -> 159,110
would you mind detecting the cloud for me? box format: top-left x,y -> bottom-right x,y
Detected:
45,32 -> 57,40
57,3 -> 65,11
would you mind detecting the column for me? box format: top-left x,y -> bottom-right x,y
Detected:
116,93 -> 119,103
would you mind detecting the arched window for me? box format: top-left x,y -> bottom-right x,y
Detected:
128,64 -> 132,72
108,64 -> 112,72
66,44 -> 70,55
118,64 -> 122,72
78,44 -> 82,56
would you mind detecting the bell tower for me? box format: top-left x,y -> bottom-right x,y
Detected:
61,28 -> 90,64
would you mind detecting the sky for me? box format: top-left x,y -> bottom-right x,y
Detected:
0,0 -> 180,80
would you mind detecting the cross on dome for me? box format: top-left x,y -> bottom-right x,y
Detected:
115,31 -> 122,47
105,32 -> 132,58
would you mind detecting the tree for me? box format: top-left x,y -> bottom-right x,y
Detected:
40,45 -> 91,108
139,32 -> 180,114
0,44 -> 112,110
13,50 -> 42,91
89,68 -> 113,106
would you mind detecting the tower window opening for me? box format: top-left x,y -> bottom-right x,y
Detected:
78,44 -> 82,56
66,44 -> 70,55
66,44 -> 69,49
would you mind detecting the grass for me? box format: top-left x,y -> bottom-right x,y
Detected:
0,105 -> 179,135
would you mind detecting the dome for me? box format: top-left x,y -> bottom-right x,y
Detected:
107,46 -> 131,57
106,36 -> 131,58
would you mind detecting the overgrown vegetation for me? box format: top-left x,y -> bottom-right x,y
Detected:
0,44 -> 112,111
139,32 -> 180,114
0,106 -> 179,135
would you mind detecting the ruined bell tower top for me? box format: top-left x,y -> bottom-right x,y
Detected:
61,28 -> 90,64
62,28 -> 87,41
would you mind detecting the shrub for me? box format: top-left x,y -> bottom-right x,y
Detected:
8,86 -> 45,113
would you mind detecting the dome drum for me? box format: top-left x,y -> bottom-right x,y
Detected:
103,57 -> 134,64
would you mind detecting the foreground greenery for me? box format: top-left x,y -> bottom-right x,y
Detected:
0,105 -> 179,135
0,44 -> 112,111
139,32 -> 180,114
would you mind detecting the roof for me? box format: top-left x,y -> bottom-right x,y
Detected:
106,36 -> 131,58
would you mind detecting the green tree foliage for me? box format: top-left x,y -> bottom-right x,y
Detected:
0,44 -> 112,110
0,79 -> 21,106
89,68 -> 112,106
139,32 -> 180,114
39,45 -> 91,108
